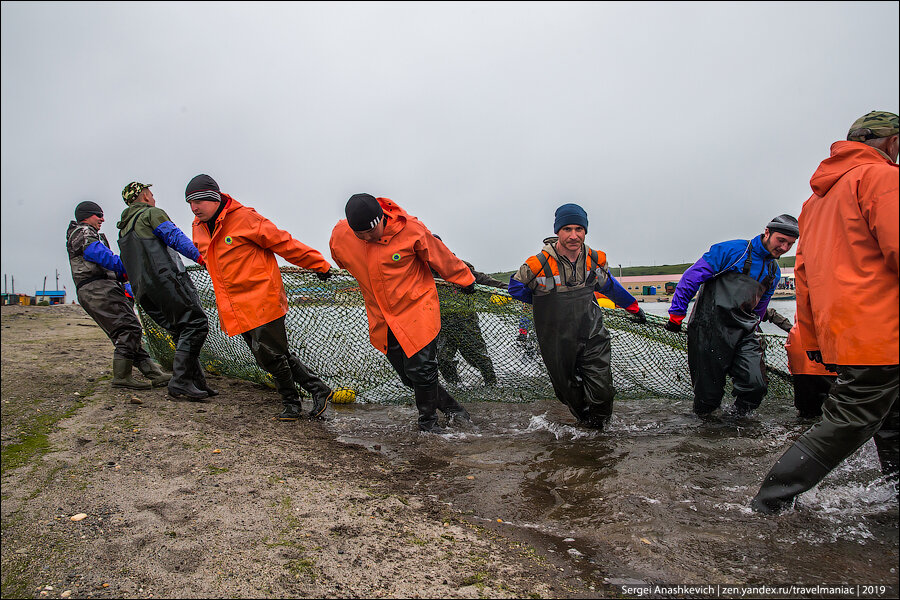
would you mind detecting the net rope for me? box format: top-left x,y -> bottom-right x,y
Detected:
137,266 -> 793,404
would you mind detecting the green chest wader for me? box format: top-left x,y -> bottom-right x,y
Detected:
686,242 -> 776,414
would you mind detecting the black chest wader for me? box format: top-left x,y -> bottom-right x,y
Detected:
686,243 -> 775,415
118,209 -> 210,399
436,286 -> 496,386
532,257 -> 614,428
751,365 -> 899,514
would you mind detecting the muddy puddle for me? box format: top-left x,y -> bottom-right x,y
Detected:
324,300 -> 898,592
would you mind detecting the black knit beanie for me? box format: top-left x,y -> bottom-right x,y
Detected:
185,174 -> 222,203
345,193 -> 384,231
75,201 -> 103,221
766,214 -> 799,238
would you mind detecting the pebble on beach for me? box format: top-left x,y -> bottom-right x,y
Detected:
70,514 -> 87,522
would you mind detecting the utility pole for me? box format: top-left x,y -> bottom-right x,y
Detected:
55,268 -> 59,291
42,276 -> 47,301
618,264 -> 622,278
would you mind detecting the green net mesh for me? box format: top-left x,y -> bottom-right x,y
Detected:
137,266 -> 793,404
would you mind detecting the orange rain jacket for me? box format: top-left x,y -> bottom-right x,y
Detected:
796,141 -> 899,365
785,322 -> 833,376
192,194 -> 332,336
329,198 -> 476,358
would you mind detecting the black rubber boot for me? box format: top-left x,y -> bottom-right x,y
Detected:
288,356 -> 331,419
279,395 -> 303,421
415,384 -> 443,433
191,357 -> 218,397
437,384 -> 471,426
874,428 -> 899,478
134,358 -> 171,388
111,358 -> 152,390
750,443 -> 833,514
167,351 -> 208,400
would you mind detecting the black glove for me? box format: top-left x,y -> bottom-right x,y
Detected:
807,350 -> 838,373
665,320 -> 682,333
316,270 -> 332,282
460,283 -> 476,295
630,308 -> 647,324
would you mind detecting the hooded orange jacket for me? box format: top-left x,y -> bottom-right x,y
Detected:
192,194 -> 331,336
329,198 -> 476,358
796,141 -> 899,365
785,322 -> 833,376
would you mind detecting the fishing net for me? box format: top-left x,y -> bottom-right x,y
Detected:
138,266 -> 793,405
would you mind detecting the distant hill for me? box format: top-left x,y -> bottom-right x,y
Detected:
489,255 -> 795,282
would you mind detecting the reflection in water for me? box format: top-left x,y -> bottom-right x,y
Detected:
327,370 -> 898,589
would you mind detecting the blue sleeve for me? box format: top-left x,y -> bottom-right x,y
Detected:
83,240 -> 126,278
669,257 -> 716,316
153,221 -> 201,262
700,239 -> 747,274
508,274 -> 533,305
596,273 -> 638,309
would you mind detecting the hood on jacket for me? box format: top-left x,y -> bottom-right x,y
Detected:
810,141 -> 896,197
117,202 -> 149,230
378,197 -> 410,239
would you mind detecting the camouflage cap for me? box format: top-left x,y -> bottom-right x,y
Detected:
122,181 -> 152,204
847,110 -> 899,141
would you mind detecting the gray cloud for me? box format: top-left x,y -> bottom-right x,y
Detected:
2,1 -> 898,295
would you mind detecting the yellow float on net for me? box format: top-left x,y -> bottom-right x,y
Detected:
489,294 -> 511,306
331,387 -> 357,404
596,295 -> 615,309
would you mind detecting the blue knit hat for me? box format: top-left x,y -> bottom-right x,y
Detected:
554,203 -> 588,234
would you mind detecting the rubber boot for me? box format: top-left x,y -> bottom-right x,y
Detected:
437,384 -> 471,426
111,358 -> 152,390
135,358 -> 171,388
167,351 -> 208,400
874,428 -> 899,478
750,443 -> 833,514
278,394 -> 303,421
191,357 -> 218,397
414,384 -> 443,433
288,356 -> 332,419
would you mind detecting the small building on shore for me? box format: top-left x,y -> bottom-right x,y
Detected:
617,274 -> 683,298
34,290 -> 67,305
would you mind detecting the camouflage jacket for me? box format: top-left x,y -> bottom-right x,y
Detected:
66,220 -> 118,288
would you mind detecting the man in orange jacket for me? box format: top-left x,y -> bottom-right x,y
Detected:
329,194 -> 476,433
752,111 -> 899,514
762,307 -> 836,420
188,174 -> 334,422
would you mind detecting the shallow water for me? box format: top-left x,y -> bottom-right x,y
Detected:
326,354 -> 898,590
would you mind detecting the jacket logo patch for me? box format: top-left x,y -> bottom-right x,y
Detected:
225,236 -> 233,245
391,253 -> 401,262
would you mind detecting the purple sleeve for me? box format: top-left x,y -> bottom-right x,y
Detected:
669,257 -> 716,316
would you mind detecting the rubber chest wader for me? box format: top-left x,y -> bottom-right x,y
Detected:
687,241 -> 776,414
66,223 -> 149,362
117,206 -> 208,356
532,249 -> 614,427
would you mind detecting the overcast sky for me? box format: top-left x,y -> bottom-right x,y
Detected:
2,1 -> 898,295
